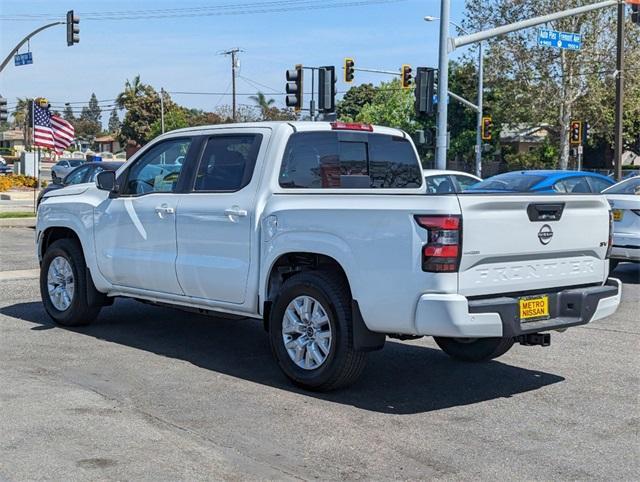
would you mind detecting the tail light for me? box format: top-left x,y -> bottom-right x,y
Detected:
415,215 -> 462,272
606,210 -> 613,259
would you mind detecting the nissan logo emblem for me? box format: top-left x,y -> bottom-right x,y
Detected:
538,224 -> 554,245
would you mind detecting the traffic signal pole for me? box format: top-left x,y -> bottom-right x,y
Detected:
614,0 -> 625,182
435,0 -> 451,170
475,42 -> 484,178
0,21 -> 64,74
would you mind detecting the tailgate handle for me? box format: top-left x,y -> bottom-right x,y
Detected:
527,203 -> 565,222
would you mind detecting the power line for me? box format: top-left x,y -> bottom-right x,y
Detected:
0,0 -> 407,21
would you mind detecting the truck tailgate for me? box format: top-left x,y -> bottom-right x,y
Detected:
457,194 -> 610,297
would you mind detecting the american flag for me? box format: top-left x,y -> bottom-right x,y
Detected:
33,104 -> 75,154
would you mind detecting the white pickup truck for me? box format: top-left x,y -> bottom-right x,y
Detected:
37,121 -> 621,390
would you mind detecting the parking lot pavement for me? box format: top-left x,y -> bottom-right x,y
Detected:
0,228 -> 638,480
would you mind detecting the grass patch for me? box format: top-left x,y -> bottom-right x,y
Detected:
0,211 -> 36,219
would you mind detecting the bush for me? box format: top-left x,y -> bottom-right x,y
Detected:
0,174 -> 38,191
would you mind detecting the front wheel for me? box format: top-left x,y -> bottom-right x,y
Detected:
40,238 -> 101,326
434,336 -> 514,362
269,271 -> 367,391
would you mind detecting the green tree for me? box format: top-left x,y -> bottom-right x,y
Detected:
149,107 -> 189,138
463,0 -> 640,168
248,92 -> 276,119
63,104 -> 75,123
108,108 -> 120,134
355,79 -> 417,133
85,93 -> 101,125
337,83 -> 377,121
116,76 -> 169,146
11,97 -> 28,129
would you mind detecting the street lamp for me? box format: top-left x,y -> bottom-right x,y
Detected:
425,15 -> 484,177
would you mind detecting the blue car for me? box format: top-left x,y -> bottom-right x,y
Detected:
468,170 -> 615,193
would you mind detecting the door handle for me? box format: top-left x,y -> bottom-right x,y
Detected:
224,206 -> 248,219
155,204 -> 175,218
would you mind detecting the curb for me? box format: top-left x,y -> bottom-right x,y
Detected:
0,218 -> 36,228
1,191 -> 41,201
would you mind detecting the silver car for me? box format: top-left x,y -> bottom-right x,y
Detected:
51,159 -> 84,180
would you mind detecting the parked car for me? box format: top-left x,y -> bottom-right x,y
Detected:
37,122 -> 621,390
51,159 -> 84,181
424,169 -> 481,194
0,155 -> 12,175
468,170 -> 614,193
38,161 -> 123,207
603,177 -> 640,272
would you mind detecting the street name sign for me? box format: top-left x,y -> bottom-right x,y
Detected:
14,52 -> 33,66
538,29 -> 582,50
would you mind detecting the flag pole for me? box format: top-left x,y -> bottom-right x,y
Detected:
32,100 -> 36,213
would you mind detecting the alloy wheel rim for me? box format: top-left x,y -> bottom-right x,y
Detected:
282,295 -> 332,370
47,256 -> 75,311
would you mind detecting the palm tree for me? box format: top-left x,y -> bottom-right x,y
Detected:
116,75 -> 144,109
12,97 -> 28,128
249,92 -> 275,120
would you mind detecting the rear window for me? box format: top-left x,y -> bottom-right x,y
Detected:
469,172 -> 546,192
279,131 -> 422,189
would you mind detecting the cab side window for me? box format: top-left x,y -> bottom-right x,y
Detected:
194,135 -> 262,192
121,138 -> 192,195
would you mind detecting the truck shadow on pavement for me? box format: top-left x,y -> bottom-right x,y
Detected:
2,299 -> 564,415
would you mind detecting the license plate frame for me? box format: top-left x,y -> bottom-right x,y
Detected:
519,295 -> 550,323
613,209 -> 624,222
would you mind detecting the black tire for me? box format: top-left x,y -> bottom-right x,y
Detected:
40,238 -> 101,326
434,336 -> 514,362
609,259 -> 619,275
269,270 -> 367,391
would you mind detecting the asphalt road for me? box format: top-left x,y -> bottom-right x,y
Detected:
1,228 -> 638,480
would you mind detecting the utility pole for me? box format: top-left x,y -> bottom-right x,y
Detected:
614,1 -> 625,182
160,88 -> 165,134
222,48 -> 242,122
475,42 -> 484,178
435,0 -> 451,170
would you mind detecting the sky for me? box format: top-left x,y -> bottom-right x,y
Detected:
0,0 -> 468,121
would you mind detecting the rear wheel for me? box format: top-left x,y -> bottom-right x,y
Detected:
609,259 -> 619,275
269,270 -> 367,391
434,336 -> 514,362
40,238 -> 101,326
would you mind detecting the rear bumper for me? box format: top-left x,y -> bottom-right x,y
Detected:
414,278 -> 622,338
611,234 -> 640,261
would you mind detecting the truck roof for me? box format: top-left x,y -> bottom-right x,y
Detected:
166,121 -> 407,138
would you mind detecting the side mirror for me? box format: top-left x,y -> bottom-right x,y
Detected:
96,170 -> 117,192
53,177 -> 63,185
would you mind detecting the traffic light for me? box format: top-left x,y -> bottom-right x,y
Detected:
285,64 -> 303,111
318,66 -> 337,114
414,67 -> 436,116
0,97 -> 7,122
481,116 -> 493,141
401,64 -> 413,89
632,4 -> 639,25
570,120 -> 582,145
66,10 -> 79,46
583,122 -> 591,143
344,58 -> 355,83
